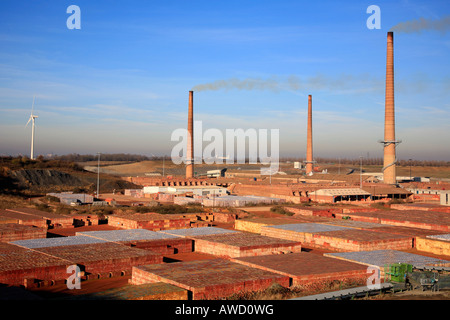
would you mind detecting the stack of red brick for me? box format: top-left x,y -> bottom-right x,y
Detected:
130,259 -> 290,300
192,232 -> 302,258
0,243 -> 70,287
0,224 -> 46,242
108,213 -> 191,231
0,208 -> 74,229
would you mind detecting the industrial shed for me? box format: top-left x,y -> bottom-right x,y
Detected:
362,186 -> 412,201
309,188 -> 372,203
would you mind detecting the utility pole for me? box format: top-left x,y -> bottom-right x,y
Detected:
360,156 -> 364,189
97,152 -> 101,200
409,158 -> 412,180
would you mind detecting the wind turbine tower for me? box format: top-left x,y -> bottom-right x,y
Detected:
26,96 -> 38,160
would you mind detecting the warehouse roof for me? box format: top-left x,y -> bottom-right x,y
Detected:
310,188 -> 371,197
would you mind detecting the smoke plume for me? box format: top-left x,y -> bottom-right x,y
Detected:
192,76 -> 296,92
390,15 -> 450,34
192,74 -> 382,94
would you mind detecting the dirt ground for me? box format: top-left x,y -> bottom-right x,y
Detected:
373,289 -> 450,300
79,160 -> 450,180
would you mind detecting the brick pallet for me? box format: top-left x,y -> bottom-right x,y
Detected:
416,236 -> 450,256
6,208 -> 73,228
234,217 -> 301,234
72,214 -> 99,226
311,229 -> 414,252
261,223 -> 413,252
231,252 -> 369,289
159,226 -> 238,238
76,229 -> 193,254
0,210 -> 47,228
325,249 -> 450,270
368,226 -> 444,238
391,203 -> 450,213
130,239 -> 193,255
0,216 -> 18,224
192,232 -> 302,258
108,213 -> 191,231
261,223 -> 353,243
284,206 -> 343,218
334,210 -> 450,232
0,224 -> 46,242
11,235 -> 108,249
0,243 -> 70,286
130,258 -> 290,300
33,242 -> 162,277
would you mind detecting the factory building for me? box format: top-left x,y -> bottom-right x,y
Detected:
47,192 -> 94,205
143,186 -> 228,197
309,188 -> 372,204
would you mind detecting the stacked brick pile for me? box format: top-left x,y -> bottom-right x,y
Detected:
34,242 -> 162,278
213,212 -> 237,223
72,214 -> 99,227
390,203 -> 450,213
319,219 -> 386,230
284,206 -> 343,218
232,252 -> 369,289
159,226 -> 238,238
0,216 -> 17,225
130,258 -> 290,300
76,229 -> 193,255
261,223 -> 414,252
325,249 -> 450,270
192,232 -> 302,258
234,217 -> 308,234
261,223 -> 352,243
108,213 -> 191,231
416,234 -> 450,256
0,224 -> 46,242
6,208 -> 73,228
6,235 -> 163,284
333,210 -> 450,232
342,207 -> 381,214
0,209 -> 47,228
0,242 -> 70,287
11,235 -> 107,249
311,229 -> 414,252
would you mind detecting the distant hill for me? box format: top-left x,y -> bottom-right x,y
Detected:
0,156 -> 141,195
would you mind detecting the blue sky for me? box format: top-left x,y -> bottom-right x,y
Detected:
0,0 -> 449,160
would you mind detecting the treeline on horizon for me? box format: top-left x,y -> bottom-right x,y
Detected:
281,157 -> 449,167
45,153 -> 449,167
1,154 -> 447,167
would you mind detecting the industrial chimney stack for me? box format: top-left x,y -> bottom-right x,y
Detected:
382,31 -> 400,185
186,90 -> 194,179
305,94 -> 314,175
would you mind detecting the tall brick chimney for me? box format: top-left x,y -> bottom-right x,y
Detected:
186,90 -> 194,178
382,32 -> 398,184
305,94 -> 314,175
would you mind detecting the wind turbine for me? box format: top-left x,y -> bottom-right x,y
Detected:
25,96 -> 38,160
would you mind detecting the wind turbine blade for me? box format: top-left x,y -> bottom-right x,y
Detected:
25,116 -> 31,127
